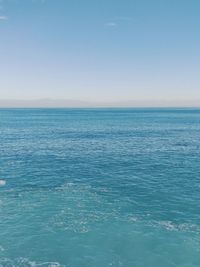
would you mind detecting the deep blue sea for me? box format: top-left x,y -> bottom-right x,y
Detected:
0,108 -> 200,267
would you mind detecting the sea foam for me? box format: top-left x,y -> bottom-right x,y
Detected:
0,180 -> 6,186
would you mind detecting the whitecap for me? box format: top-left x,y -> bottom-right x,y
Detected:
0,257 -> 66,267
0,180 -> 6,186
157,220 -> 176,231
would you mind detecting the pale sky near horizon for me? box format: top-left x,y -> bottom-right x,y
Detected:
0,0 -> 200,103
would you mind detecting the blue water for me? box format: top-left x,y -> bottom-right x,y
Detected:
0,108 -> 200,267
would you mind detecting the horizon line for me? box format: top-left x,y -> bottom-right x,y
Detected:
0,98 -> 200,108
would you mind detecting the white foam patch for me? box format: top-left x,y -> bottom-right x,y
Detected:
0,258 -> 65,267
0,180 -> 6,186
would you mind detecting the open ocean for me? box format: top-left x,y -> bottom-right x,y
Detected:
0,108 -> 200,267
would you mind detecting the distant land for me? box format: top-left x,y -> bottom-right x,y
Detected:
0,98 -> 199,108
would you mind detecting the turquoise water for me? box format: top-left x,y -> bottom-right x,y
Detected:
0,108 -> 200,267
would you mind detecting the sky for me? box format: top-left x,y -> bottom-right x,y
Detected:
0,0 -> 200,105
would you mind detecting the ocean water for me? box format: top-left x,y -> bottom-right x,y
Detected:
0,108 -> 200,267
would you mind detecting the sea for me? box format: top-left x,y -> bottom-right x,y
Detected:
0,108 -> 200,267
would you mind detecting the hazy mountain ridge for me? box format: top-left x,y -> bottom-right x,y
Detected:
0,98 -> 199,108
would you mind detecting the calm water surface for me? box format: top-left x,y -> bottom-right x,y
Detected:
0,108 -> 200,267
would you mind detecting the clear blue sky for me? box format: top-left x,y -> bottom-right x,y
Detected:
0,0 -> 200,103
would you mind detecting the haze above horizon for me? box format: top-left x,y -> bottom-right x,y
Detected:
0,0 -> 200,106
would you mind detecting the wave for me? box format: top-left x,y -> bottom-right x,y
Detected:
0,258 -> 66,267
